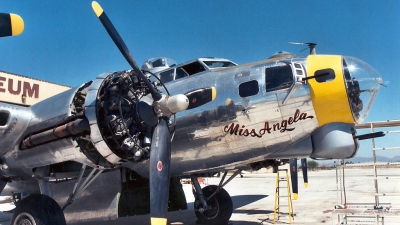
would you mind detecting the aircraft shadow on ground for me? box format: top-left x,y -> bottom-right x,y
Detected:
68,194 -> 271,225
232,194 -> 269,209
228,220 -> 273,225
186,194 -> 268,210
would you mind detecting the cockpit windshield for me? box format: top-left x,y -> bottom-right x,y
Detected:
202,61 -> 237,68
142,57 -> 177,71
343,56 -> 382,123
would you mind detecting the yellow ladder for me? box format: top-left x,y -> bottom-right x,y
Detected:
274,169 -> 294,224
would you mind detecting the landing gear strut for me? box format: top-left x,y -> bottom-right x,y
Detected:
191,169 -> 241,225
62,164 -> 102,210
194,185 -> 232,225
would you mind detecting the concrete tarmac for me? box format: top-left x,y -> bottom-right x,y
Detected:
1,168 -> 400,224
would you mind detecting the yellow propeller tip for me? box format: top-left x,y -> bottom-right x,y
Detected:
225,98 -> 232,106
92,1 -> 104,17
211,87 -> 217,101
10,13 -> 24,36
151,217 -> 167,225
293,193 -> 298,200
304,183 -> 308,188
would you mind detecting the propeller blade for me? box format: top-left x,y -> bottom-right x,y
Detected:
289,158 -> 298,200
149,118 -> 171,225
91,1 -> 162,101
185,87 -> 216,109
0,12 -> 24,37
301,158 -> 308,188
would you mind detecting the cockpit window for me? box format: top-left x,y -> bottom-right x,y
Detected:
160,69 -> 175,84
157,58 -> 236,83
0,111 -> 10,126
181,61 -> 206,75
203,61 -> 236,68
175,68 -> 188,80
265,65 -> 293,92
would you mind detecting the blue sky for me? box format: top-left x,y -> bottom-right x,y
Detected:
0,1 -> 399,158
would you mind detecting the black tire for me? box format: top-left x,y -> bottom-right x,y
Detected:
194,185 -> 233,225
11,194 -> 66,225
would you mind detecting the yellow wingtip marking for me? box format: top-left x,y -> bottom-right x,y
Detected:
293,193 -> 298,200
151,217 -> 167,225
304,183 -> 308,188
10,14 -> 24,36
92,1 -> 104,17
211,87 -> 217,101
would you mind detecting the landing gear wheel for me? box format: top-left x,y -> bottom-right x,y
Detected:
11,194 -> 66,225
194,185 -> 233,225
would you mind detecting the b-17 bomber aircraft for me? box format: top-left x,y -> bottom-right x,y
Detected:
0,2 -> 383,225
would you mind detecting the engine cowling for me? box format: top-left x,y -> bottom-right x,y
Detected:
85,70 -> 156,165
16,70 -> 158,171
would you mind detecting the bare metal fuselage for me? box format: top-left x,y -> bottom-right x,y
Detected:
0,56 -> 317,179
130,56 -> 318,176
0,54 -> 379,179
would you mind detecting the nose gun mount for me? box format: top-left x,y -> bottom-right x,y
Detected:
306,55 -> 382,126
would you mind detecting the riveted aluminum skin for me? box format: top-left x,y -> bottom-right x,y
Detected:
2,84 -> 100,175
311,123 -> 358,159
128,56 -> 320,177
0,103 -> 32,156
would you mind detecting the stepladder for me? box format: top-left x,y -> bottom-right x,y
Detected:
274,169 -> 294,224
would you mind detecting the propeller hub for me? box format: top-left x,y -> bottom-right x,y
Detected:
155,94 -> 189,118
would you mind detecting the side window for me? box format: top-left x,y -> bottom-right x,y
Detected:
181,61 -> 206,75
265,65 -> 293,92
0,111 -> 10,126
239,80 -> 259,97
175,68 -> 188,80
203,61 -> 236,68
315,68 -> 335,83
159,69 -> 175,84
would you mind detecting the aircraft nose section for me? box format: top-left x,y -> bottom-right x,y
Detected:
342,56 -> 382,123
306,55 -> 382,126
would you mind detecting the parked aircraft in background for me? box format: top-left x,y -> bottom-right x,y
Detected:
0,2 -> 383,225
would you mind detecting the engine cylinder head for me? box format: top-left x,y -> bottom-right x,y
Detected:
85,70 -> 162,164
